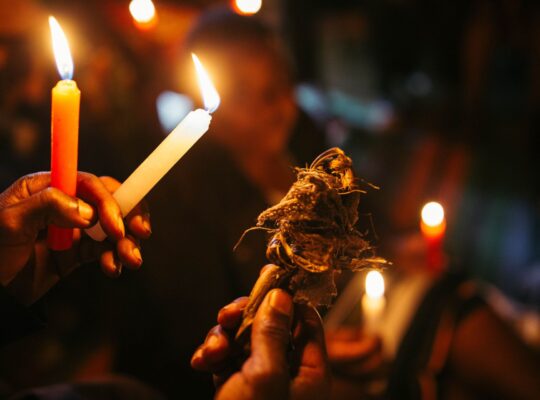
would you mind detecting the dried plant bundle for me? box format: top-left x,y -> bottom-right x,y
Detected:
235,147 -> 387,341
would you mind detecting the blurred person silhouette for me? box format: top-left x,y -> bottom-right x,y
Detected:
0,35 -> 49,187
113,8 -> 328,399
324,232 -> 540,400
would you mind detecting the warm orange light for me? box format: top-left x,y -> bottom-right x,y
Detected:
421,202 -> 445,227
49,16 -> 73,80
192,53 -> 220,113
420,201 -> 446,237
129,0 -> 157,29
365,270 -> 385,299
233,0 -> 262,15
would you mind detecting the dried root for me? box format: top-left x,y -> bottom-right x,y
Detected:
235,148 -> 387,342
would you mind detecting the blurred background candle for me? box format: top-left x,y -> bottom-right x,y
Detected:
362,270 -> 386,334
232,0 -> 262,15
129,0 -> 157,30
47,16 -> 80,251
420,201 -> 446,274
86,53 -> 220,241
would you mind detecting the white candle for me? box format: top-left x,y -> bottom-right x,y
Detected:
362,270 -> 386,334
86,54 -> 220,241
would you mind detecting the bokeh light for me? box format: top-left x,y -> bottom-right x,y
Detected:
129,0 -> 156,27
365,270 -> 385,299
421,201 -> 445,227
233,0 -> 262,15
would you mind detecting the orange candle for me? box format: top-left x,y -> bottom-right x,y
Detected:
47,17 -> 80,251
420,201 -> 446,273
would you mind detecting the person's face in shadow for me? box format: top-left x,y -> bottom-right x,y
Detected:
209,43 -> 297,157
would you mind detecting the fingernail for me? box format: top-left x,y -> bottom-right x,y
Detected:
78,201 -> 94,222
132,247 -> 143,265
117,213 -> 125,237
143,213 -> 152,234
191,348 -> 203,365
114,259 -> 123,276
269,289 -> 292,317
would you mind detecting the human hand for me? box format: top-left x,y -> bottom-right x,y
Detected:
326,327 -> 385,381
192,288 -> 330,400
0,172 -> 151,304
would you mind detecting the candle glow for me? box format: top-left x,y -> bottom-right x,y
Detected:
233,0 -> 262,15
49,16 -> 73,80
129,0 -> 156,24
421,201 -> 445,227
365,270 -> 385,299
362,270 -> 386,334
420,201 -> 446,272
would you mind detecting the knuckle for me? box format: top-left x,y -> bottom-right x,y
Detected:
81,173 -> 102,190
38,187 -> 62,208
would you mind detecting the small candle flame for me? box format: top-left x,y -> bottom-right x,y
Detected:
129,0 -> 156,24
421,201 -> 445,227
365,270 -> 385,299
192,53 -> 220,113
49,16 -> 73,81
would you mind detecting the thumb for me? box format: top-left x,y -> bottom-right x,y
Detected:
16,187 -> 95,231
249,289 -> 293,385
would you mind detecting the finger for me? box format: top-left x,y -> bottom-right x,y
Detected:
0,172 -> 50,206
260,264 -> 277,276
191,326 -> 231,371
217,297 -> 249,329
116,235 -> 143,269
99,249 -> 122,278
294,305 -> 327,370
76,173 -> 124,241
100,176 -> 151,240
327,335 -> 382,365
125,204 -> 151,240
243,289 -> 292,394
77,235 -> 113,265
12,187 -> 95,232
212,367 -> 237,389
331,350 -> 385,380
290,305 -> 330,399
325,327 -> 361,342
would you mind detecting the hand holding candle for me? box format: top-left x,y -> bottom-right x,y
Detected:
86,54 -> 220,241
420,201 -> 446,273
47,17 -> 80,251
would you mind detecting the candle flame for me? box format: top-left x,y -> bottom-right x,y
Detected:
365,270 -> 385,299
421,201 -> 445,227
192,53 -> 220,113
129,0 -> 156,24
233,0 -> 262,15
49,16 -> 73,80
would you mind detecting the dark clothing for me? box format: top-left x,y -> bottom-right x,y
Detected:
9,376 -> 165,400
0,287 -> 44,348
387,271 -> 485,400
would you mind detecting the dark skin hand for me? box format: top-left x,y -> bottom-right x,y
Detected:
326,328 -> 385,382
0,172 -> 151,305
192,287 -> 331,400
